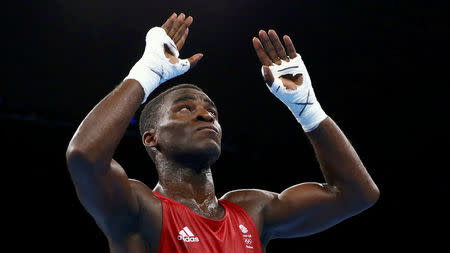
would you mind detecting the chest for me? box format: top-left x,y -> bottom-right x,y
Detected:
157,200 -> 262,253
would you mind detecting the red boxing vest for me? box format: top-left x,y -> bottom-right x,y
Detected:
154,191 -> 263,253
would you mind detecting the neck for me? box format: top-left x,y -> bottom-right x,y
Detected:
154,157 -> 217,205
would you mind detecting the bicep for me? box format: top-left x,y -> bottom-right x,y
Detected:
263,182 -> 359,239
67,156 -> 140,235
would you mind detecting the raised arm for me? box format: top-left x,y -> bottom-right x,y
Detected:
252,30 -> 379,240
65,13 -> 202,239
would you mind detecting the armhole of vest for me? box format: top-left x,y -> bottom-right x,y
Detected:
154,192 -> 167,253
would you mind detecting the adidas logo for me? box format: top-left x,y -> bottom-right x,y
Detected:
177,226 -> 200,243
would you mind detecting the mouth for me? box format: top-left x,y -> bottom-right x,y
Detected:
196,125 -> 219,134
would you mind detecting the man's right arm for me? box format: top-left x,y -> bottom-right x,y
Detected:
65,12 -> 201,239
66,79 -> 145,238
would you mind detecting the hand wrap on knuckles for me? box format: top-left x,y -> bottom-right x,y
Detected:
262,54 -> 327,132
124,27 -> 190,103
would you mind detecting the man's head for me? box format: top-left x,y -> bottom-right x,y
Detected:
139,84 -> 222,168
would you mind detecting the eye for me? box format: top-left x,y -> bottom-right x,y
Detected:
208,109 -> 217,117
178,105 -> 192,112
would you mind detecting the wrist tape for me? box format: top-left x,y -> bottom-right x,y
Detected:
124,27 -> 190,103
262,54 -> 327,132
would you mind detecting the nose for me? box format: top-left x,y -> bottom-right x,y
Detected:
196,108 -> 214,122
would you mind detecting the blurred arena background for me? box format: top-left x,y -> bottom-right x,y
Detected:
2,0 -> 448,252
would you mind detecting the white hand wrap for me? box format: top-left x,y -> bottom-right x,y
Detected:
262,53 -> 327,132
124,27 -> 190,103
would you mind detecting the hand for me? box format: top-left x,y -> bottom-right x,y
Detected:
124,12 -> 203,103
252,30 -> 302,90
161,13 -> 203,68
252,29 -> 327,131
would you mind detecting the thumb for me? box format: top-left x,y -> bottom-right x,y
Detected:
262,66 -> 275,86
188,53 -> 204,69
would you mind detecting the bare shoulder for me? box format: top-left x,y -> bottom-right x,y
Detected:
221,188 -> 278,207
128,179 -> 161,209
128,179 -> 163,244
128,178 -> 152,193
221,189 -> 279,232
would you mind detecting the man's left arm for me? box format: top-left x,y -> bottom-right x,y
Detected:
252,30 -> 380,240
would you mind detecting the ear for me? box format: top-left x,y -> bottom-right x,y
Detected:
142,129 -> 158,147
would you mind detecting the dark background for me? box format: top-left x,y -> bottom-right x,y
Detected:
3,0 -> 448,252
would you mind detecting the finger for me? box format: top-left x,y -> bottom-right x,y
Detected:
188,53 -> 204,69
283,35 -> 297,58
262,66 -> 275,86
161,13 -> 177,34
268,30 -> 288,61
259,30 -> 281,65
176,28 -> 189,51
168,13 -> 186,38
252,37 -> 272,66
173,16 -> 193,44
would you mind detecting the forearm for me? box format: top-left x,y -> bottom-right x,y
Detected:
67,79 -> 144,165
66,15 -> 198,165
306,117 -> 379,202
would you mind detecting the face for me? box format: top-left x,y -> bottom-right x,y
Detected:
146,88 -> 222,166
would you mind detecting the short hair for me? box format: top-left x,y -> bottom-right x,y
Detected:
138,84 -> 204,160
